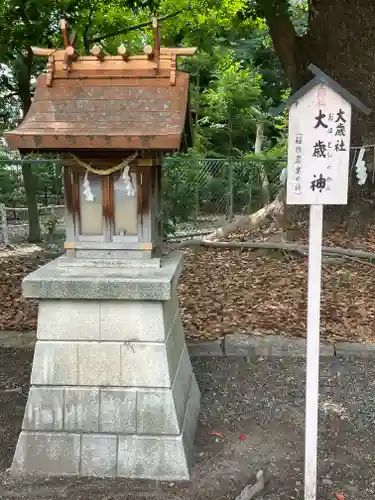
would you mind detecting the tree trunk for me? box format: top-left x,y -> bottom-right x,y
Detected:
308,0 -> 375,145
255,122 -> 270,206
260,0 -> 375,234
18,48 -> 41,242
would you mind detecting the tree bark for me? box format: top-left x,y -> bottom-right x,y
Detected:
18,48 -> 41,242
255,122 -> 270,206
261,0 -> 375,143
258,0 -> 310,90
258,0 -> 375,234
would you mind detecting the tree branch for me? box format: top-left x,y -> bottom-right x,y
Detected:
88,8 -> 186,45
175,238 -> 375,262
257,0 -> 308,89
2,92 -> 18,99
202,188 -> 284,242
83,0 -> 102,53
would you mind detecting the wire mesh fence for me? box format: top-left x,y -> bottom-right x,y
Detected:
163,156 -> 285,237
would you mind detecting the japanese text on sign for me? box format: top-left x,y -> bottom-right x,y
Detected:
286,83 -> 351,205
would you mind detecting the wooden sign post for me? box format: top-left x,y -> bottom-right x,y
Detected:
273,65 -> 370,500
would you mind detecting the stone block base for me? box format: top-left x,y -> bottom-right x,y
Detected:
12,253 -> 200,480
12,375 -> 200,479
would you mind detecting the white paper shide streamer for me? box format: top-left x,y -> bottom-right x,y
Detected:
83,171 -> 94,202
355,147 -> 367,186
279,167 -> 287,186
122,165 -> 135,197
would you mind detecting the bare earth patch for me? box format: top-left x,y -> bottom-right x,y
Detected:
1,226 -> 375,344
0,349 -> 374,499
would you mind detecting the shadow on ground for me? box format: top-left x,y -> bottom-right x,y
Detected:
0,348 -> 374,499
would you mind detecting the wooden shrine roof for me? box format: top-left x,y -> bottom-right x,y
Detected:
5,18 -> 196,152
5,71 -> 191,151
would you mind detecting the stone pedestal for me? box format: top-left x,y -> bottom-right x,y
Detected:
12,252 -> 200,480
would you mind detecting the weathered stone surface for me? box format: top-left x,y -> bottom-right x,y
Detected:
58,255 -> 161,268
14,249 -> 200,481
100,301 -> 166,342
12,432 -> 80,475
22,252 -> 183,301
65,388 -> 99,432
163,293 -> 179,336
224,334 -> 334,358
336,342 -> 375,358
0,329 -> 36,349
120,342 -> 170,387
172,347 -> 193,428
31,341 -> 78,385
166,316 -> 185,383
37,300 -> 100,340
81,434 -> 117,476
187,341 -> 223,357
117,435 -> 189,480
119,320 -> 184,389
137,389 -> 180,435
182,374 -> 201,466
99,389 -> 137,433
23,387 -> 64,431
78,342 -> 121,386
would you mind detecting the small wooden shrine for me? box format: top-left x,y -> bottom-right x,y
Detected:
5,17 -> 196,262
7,17 -> 200,481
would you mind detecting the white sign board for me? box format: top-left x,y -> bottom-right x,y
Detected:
287,83 -> 351,205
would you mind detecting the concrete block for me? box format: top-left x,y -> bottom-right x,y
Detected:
37,300 -> 100,340
22,251 -> 183,301
172,347 -> 193,428
11,432 -> 80,475
166,316 -> 185,384
335,342 -> 375,358
78,342 -> 121,386
119,313 -> 184,388
31,341 -> 78,385
65,388 -> 99,432
99,389 -> 137,433
81,434 -> 118,477
23,387 -> 64,431
137,389 -> 180,435
100,301 -> 166,342
120,343 -> 170,388
187,341 -> 223,357
182,374 -> 201,466
163,293 -> 179,336
117,435 -> 189,480
224,334 -> 334,358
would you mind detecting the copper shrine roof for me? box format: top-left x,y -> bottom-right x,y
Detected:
5,18 -> 196,152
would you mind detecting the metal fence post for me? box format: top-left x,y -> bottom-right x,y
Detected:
228,159 -> 234,221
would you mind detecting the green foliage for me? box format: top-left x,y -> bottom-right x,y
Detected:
198,57 -> 262,155
0,0 -> 298,238
42,212 -> 60,241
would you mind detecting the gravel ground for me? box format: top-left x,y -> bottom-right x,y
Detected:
0,349 -> 373,499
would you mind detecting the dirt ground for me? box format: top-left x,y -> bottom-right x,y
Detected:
0,348 -> 374,499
